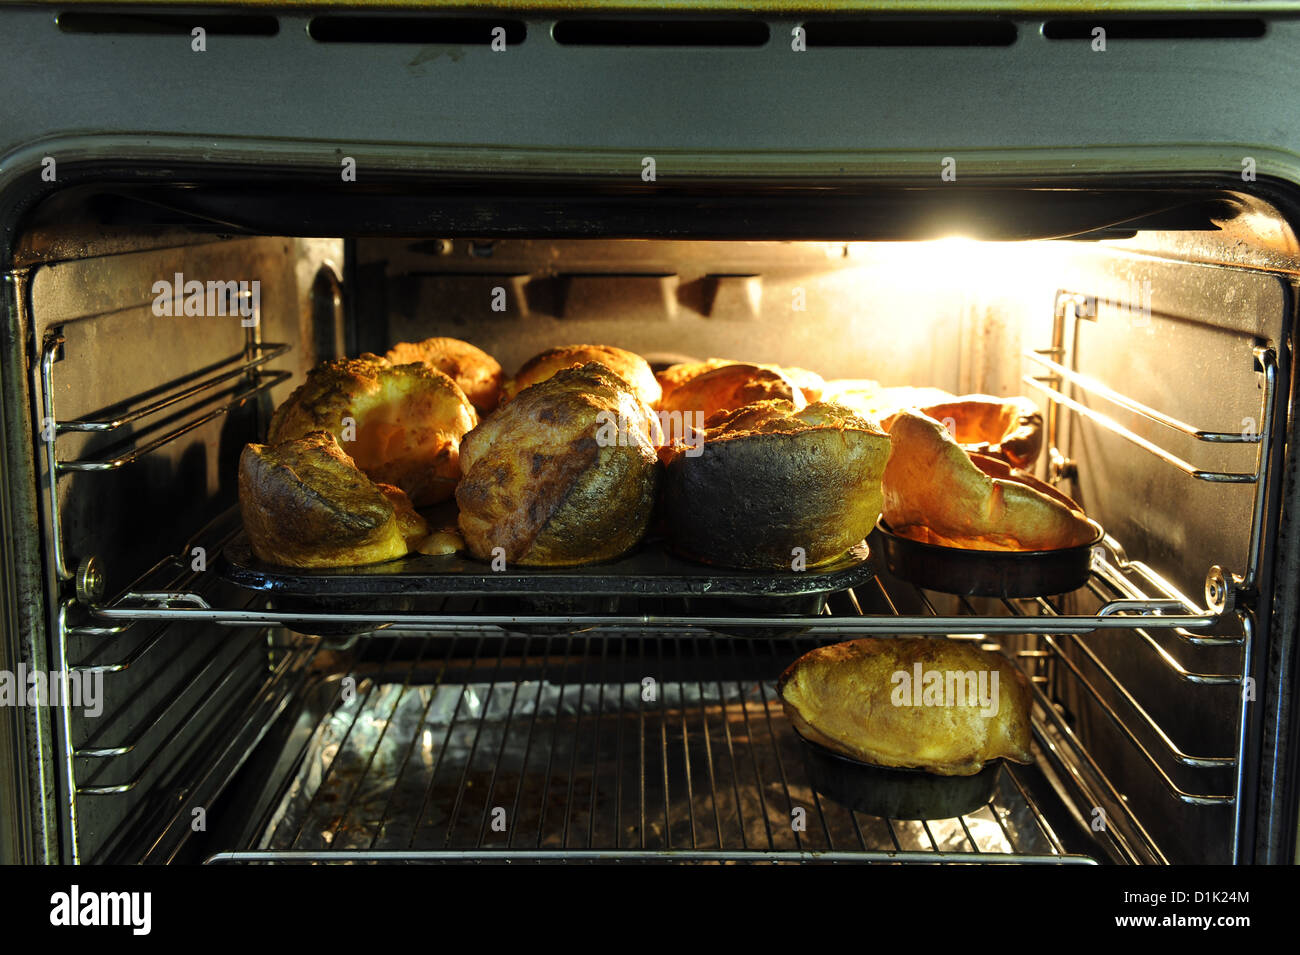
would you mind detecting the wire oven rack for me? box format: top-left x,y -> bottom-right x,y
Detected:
203,630 -> 1096,865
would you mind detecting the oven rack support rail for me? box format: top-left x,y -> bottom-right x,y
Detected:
37,328 -> 288,582
1027,294 -> 1278,599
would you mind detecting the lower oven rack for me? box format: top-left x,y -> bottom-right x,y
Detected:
200,635 -> 1097,866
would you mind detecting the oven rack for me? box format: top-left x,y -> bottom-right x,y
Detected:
193,590 -> 1244,865
81,505 -> 1249,863
201,635 -> 1099,866
90,524 -> 1227,636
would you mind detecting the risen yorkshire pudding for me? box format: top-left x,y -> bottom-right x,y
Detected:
883,395 -> 1043,470
503,344 -> 661,408
825,382 -> 1044,469
883,410 -> 1094,551
268,355 -> 477,507
658,363 -> 806,422
239,431 -> 429,567
819,380 -> 955,421
779,638 -> 1034,776
385,337 -> 503,414
658,358 -> 825,405
456,362 -> 660,567
662,399 -> 891,570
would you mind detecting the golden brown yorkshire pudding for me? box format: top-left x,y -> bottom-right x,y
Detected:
662,400 -> 891,570
658,363 -> 807,423
268,355 -> 477,507
384,337 -> 503,414
658,358 -> 825,405
883,410 -> 1094,551
503,344 -> 661,408
883,395 -> 1043,470
239,431 -> 428,568
819,381 -> 953,422
823,382 -> 1044,468
779,638 -> 1034,776
456,362 -> 660,567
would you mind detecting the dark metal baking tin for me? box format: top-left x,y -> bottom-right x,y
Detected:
874,518 -> 1105,599
221,533 -> 872,599
795,731 -> 1003,820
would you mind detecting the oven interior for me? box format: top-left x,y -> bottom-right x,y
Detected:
4,180 -> 1296,865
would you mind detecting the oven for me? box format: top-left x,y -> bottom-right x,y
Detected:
1,3 -> 1297,870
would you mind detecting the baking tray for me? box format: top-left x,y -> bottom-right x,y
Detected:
221,532 -> 873,599
874,517 -> 1104,599
221,533 -> 873,638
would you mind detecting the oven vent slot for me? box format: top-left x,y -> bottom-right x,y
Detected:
57,12 -> 278,36
1042,19 -> 1266,41
552,19 -> 769,47
799,18 -> 1016,48
308,16 -> 526,46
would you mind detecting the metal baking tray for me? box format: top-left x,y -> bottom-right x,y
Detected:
221,533 -> 874,639
221,532 -> 873,600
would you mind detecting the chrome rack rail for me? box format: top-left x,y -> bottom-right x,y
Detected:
38,330 -> 291,582
1026,291 -> 1277,596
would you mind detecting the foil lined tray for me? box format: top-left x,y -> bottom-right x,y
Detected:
248,669 -> 1063,859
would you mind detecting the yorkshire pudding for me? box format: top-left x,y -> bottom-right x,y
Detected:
779,637 -> 1034,776
883,410 -> 1093,551
456,362 -> 660,567
819,381 -> 953,422
268,355 -> 477,507
658,363 -> 806,423
658,358 -> 825,405
239,431 -> 429,568
824,382 -> 1044,469
503,344 -> 661,408
385,337 -> 503,414
662,399 -> 891,570
883,395 -> 1043,470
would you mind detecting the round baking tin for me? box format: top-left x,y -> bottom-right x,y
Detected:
874,517 -> 1105,599
794,730 -> 1003,820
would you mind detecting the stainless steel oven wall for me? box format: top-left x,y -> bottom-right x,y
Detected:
8,231 -> 341,862
973,240 -> 1290,863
